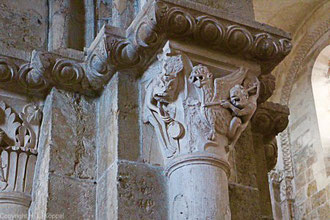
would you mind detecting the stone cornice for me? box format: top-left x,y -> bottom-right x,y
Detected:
0,31 -> 111,97
105,0 -> 292,75
0,0 -> 292,96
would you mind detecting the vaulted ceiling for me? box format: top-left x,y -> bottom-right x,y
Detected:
253,0 -> 327,36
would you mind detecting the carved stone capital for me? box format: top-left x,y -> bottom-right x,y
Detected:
0,101 -> 42,207
251,102 -> 289,171
143,44 -> 261,163
251,101 -> 290,138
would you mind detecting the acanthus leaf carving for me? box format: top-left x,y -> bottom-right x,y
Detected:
0,101 -> 42,193
0,101 -> 42,151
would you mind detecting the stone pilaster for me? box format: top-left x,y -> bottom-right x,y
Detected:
29,88 -> 97,219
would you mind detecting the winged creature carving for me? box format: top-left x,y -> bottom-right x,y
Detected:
188,65 -> 250,140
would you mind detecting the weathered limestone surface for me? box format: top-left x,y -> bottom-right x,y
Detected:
96,73 -> 166,219
117,161 -> 167,219
0,0 -> 48,57
30,88 -> 97,219
0,0 -> 294,219
228,127 -> 261,219
188,0 -> 255,19
229,183 -> 261,220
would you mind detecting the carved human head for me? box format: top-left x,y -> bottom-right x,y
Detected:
230,85 -> 249,108
189,65 -> 213,88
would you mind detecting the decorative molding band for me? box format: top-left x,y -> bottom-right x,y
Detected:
0,33 -> 112,96
279,18 -> 330,105
164,152 -> 231,177
0,0 -> 291,96
105,0 -> 292,76
0,192 -> 31,208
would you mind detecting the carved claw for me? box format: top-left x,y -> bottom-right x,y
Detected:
207,129 -> 216,141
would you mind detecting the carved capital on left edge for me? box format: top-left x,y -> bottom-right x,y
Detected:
0,101 -> 42,198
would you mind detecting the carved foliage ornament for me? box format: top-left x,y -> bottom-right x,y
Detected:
0,101 -> 42,192
144,50 -> 260,159
0,101 -> 42,152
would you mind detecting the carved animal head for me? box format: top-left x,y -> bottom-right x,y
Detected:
230,85 -> 249,108
189,65 -> 213,88
153,74 -> 180,103
152,55 -> 184,103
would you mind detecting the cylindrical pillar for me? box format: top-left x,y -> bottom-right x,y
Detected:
165,153 -> 231,220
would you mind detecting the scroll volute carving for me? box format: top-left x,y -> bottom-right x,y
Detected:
144,45 -> 260,160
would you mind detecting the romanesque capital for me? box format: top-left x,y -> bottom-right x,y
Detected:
0,101 -> 42,208
251,101 -> 290,138
143,44 -> 262,166
251,101 -> 290,171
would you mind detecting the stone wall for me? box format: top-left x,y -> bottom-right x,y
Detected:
269,2 -> 330,219
0,0 -> 48,59
0,0 -> 295,219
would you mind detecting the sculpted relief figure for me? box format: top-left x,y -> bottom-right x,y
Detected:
144,50 -> 260,160
144,55 -> 185,158
221,80 -> 259,148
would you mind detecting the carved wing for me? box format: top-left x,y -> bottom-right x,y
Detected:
213,67 -> 248,101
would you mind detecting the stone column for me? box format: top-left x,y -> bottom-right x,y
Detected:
0,0 -> 292,219
142,41 -> 262,219
165,153 -> 231,219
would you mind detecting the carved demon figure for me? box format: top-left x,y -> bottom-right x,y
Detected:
221,83 -> 258,143
188,65 -> 259,148
145,55 -> 185,157
145,51 -> 260,159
